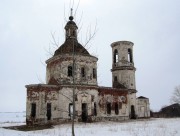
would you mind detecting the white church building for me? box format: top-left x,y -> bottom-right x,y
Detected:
25,14 -> 150,125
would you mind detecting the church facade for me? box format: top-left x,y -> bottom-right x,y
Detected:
25,15 -> 150,125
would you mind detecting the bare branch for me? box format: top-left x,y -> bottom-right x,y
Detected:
83,21 -> 98,48
74,0 -> 80,19
50,31 -> 59,48
64,3 -> 67,22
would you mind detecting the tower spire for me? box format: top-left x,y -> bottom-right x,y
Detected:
69,8 -> 74,21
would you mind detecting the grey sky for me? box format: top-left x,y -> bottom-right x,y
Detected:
0,0 -> 180,112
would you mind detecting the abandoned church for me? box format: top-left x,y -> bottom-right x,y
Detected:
25,14 -> 150,125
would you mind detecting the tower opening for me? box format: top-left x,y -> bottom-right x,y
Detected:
128,49 -> 133,63
113,49 -> 118,64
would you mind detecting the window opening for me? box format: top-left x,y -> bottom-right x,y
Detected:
73,30 -> 76,36
68,66 -> 73,77
93,68 -> 96,79
81,67 -> 85,77
113,49 -> 118,63
128,49 -> 133,63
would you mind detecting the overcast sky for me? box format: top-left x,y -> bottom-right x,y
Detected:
0,0 -> 180,112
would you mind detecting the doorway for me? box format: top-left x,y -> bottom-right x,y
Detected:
47,103 -> 51,120
107,103 -> 111,114
81,103 -> 88,122
31,103 -> 36,118
131,105 -> 136,119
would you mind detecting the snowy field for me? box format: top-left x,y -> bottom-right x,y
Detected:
0,112 -> 180,136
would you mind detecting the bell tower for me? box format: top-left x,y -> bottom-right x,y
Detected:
111,41 -> 136,90
111,41 -> 137,119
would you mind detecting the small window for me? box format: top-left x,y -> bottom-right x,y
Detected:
73,30 -> 76,36
31,103 -> 36,118
68,66 -> 73,77
93,68 -> 96,79
81,67 -> 85,77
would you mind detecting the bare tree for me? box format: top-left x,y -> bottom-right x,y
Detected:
170,85 -> 180,104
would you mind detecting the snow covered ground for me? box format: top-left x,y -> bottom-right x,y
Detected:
0,112 -> 180,136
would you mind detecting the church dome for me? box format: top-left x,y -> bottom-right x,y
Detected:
53,15 -> 90,56
54,38 -> 90,56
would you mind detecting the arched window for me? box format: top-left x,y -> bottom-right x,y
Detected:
128,49 -> 133,63
81,67 -> 85,77
113,49 -> 118,63
68,66 -> 73,77
73,30 -> 76,36
93,68 -> 96,79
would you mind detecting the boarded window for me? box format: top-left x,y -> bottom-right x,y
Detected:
107,103 -> 111,114
68,66 -> 73,77
47,103 -> 51,120
81,67 -> 85,77
93,68 -> 97,79
31,103 -> 36,118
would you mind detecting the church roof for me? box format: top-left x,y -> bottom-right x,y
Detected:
137,96 -> 148,99
54,38 -> 90,56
